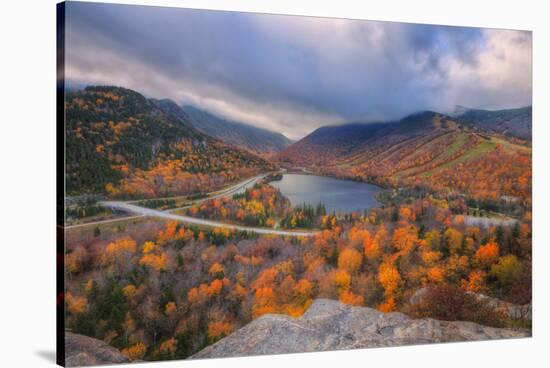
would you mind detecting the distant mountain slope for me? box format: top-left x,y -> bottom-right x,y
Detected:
454,106 -> 531,140
183,105 -> 293,153
149,98 -> 195,130
279,111 -> 461,166
65,86 -> 270,196
278,112 -> 531,202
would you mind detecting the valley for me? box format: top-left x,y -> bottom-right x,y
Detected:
63,85 -> 532,363
183,105 -> 294,154
278,111 -> 531,205
57,6 -> 535,365
270,173 -> 382,213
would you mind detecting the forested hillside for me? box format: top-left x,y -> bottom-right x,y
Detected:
149,98 -> 195,131
65,86 -> 271,197
278,112 -> 531,203
454,106 -> 531,141
65,195 -> 532,361
183,105 -> 293,154
65,92 -> 532,363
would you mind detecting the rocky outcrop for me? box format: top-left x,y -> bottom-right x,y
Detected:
409,288 -> 532,320
193,299 -> 529,359
65,332 -> 130,367
473,293 -> 532,320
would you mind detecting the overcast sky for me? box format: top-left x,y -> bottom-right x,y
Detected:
65,2 -> 532,140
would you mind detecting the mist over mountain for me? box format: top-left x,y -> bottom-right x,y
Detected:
149,98 -> 196,131
278,111 -> 459,166
61,3 -> 533,364
183,105 -> 293,154
65,86 -> 270,195
453,106 -> 531,140
278,109 -> 531,201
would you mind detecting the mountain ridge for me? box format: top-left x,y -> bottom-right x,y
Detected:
149,98 -> 196,131
183,105 -> 293,154
454,105 -> 531,140
65,86 -> 270,196
277,110 -> 531,202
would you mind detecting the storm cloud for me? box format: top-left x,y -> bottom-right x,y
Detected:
64,2 -> 532,140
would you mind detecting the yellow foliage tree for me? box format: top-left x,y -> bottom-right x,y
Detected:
252,287 -> 277,319
158,338 -> 177,354
421,250 -> 441,266
209,262 -> 225,279
106,238 -> 137,256
338,247 -> 363,274
363,233 -> 381,261
122,343 -> 147,360
378,262 -> 402,311
462,270 -> 487,293
122,284 -> 137,299
444,228 -> 463,254
332,269 -> 351,291
475,242 -> 500,267
378,263 -> 401,297
142,241 -> 157,254
164,301 -> 177,316
208,321 -> 235,340
392,226 -> 418,253
339,290 -> 364,306
139,252 -> 168,271
66,292 -> 87,314
426,266 -> 445,283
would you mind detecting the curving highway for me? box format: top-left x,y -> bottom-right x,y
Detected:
67,173 -> 318,237
100,201 -> 317,237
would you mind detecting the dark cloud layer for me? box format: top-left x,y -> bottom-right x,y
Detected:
65,2 -> 532,139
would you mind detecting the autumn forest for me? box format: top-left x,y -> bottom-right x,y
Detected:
62,84 -> 532,363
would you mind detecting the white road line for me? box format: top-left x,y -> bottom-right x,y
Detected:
100,201 -> 317,237
65,173 -> 317,236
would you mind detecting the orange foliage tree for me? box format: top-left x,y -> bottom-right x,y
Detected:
377,263 -> 402,312
475,242 -> 500,267
338,247 -> 363,274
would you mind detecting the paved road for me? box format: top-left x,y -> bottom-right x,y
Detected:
463,215 -> 518,228
100,201 -> 317,237
167,173 -> 268,212
68,173 -> 318,237
64,174 -> 267,230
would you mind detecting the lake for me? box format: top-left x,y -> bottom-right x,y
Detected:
270,174 -> 382,213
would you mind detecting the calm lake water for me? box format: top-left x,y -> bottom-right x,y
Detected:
270,174 -> 382,213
